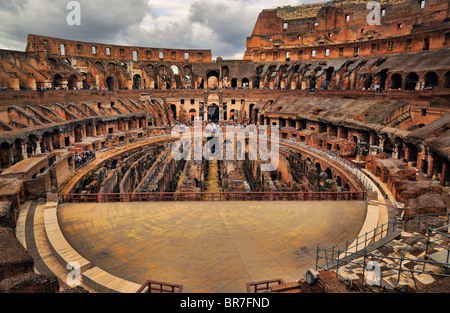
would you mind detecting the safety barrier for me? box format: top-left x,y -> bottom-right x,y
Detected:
61,191 -> 367,203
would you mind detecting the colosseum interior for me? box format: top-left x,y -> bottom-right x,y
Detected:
0,0 -> 449,296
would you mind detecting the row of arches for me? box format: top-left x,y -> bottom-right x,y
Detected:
0,116 -> 149,169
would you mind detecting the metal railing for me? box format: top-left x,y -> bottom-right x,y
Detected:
246,279 -> 286,293
136,280 -> 183,293
316,218 -> 402,271
61,191 -> 367,203
316,214 -> 450,290
425,223 -> 450,268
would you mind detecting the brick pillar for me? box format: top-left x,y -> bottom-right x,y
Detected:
441,161 -> 449,186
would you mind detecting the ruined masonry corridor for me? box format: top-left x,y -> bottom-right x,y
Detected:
205,159 -> 221,192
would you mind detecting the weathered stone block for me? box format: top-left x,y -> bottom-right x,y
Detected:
304,268 -> 318,285
0,273 -> 59,293
0,227 -> 34,282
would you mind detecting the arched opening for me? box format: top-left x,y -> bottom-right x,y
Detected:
322,67 -> 334,90
424,72 -> 438,89
390,73 -> 402,90
198,78 -> 204,89
249,103 -> 255,124
52,74 -> 63,89
325,168 -> 333,180
106,77 -> 115,91
170,104 -> 177,120
336,176 -> 342,187
47,58 -> 58,67
377,70 -> 388,90
67,75 -> 79,90
405,72 -> 419,90
207,104 -> 220,123
171,65 -> 179,75
242,78 -> 250,89
81,73 -> 91,90
231,78 -> 238,89
41,132 -> 52,152
133,74 -> 142,90
207,71 -> 219,89
189,109 -> 197,122
363,75 -> 373,90
314,162 -> 322,175
0,142 -> 11,168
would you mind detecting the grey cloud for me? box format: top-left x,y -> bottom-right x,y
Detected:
0,0 -> 332,58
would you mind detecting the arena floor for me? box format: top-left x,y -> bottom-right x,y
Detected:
58,201 -> 367,293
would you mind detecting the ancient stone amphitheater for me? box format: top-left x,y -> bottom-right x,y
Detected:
0,0 -> 449,294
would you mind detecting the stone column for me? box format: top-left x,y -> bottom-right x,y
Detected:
35,141 -> 41,155
22,144 -> 28,160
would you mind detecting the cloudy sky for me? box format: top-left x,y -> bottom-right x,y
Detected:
0,0 -> 328,59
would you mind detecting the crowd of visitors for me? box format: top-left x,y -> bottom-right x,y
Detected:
75,150 -> 96,169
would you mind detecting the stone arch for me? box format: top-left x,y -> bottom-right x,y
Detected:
52,74 -> 63,89
325,168 -> 333,180
47,58 -> 58,68
81,72 -> 92,89
106,77 -> 115,91
170,104 -> 177,120
27,135 -> 38,156
41,132 -> 52,152
376,69 -> 388,90
67,74 -> 79,90
242,77 -> 250,89
189,109 -> 197,121
231,78 -> 238,89
314,162 -> 322,174
405,72 -> 419,90
424,72 -> 438,89
133,74 -> 142,90
171,65 -> 180,75
198,77 -> 204,89
363,75 -> 373,90
207,71 -> 219,89
389,73 -> 402,90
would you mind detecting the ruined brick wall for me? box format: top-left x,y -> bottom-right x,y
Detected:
244,0 -> 450,62
26,35 -> 212,63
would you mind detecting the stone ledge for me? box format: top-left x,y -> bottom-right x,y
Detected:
43,206 -> 91,274
82,267 -> 141,294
